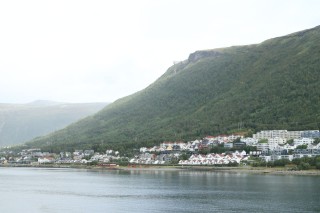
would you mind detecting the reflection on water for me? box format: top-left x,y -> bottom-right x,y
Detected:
0,167 -> 319,213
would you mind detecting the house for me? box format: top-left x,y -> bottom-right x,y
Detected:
281,144 -> 296,151
38,157 -> 54,164
259,155 -> 272,162
84,150 -> 94,156
106,150 -> 113,155
277,155 -> 293,161
0,157 -> 7,164
166,145 -> 173,151
233,142 -> 246,149
233,150 -> 247,156
228,134 -> 243,141
140,147 -> 148,153
224,143 -> 233,148
74,150 -> 83,154
249,151 -> 262,156
178,152 -> 246,165
241,137 -> 258,146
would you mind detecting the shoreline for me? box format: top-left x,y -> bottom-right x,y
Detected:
1,164 -> 320,176
120,165 -> 320,176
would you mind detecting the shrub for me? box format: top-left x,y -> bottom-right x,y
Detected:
298,162 -> 311,170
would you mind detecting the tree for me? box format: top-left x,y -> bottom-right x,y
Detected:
243,145 -> 257,153
298,162 -> 311,170
296,144 -> 308,149
313,138 -> 320,145
287,139 -> 294,145
258,139 -> 268,143
179,153 -> 190,161
273,159 -> 290,167
233,137 -> 241,143
210,144 -> 227,154
244,129 -> 254,138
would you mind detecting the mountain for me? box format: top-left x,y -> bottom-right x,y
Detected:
26,26 -> 320,153
0,102 -> 108,146
26,100 -> 65,107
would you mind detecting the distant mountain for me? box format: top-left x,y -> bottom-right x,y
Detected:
26,100 -> 65,107
26,26 -> 320,153
0,101 -> 108,146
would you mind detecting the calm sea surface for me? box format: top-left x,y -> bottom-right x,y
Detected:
0,167 -> 319,213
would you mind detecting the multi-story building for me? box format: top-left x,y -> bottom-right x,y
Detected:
268,137 -> 287,145
257,143 -> 269,151
294,138 -> 314,146
287,131 -> 303,139
302,130 -> 320,138
253,130 -> 274,139
253,130 -> 303,140
294,149 -> 320,158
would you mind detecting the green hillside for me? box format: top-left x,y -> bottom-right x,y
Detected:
26,26 -> 320,153
0,101 -> 107,146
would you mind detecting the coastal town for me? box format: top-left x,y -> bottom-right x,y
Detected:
0,129 -> 319,168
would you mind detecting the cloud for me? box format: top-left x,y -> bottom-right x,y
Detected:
0,0 -> 320,103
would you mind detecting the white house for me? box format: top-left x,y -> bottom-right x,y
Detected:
140,147 -> 148,153
259,155 -> 272,162
228,134 -> 243,141
38,157 -> 54,164
241,137 -> 258,146
178,152 -> 246,165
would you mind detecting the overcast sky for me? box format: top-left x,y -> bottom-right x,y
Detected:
0,0 -> 319,104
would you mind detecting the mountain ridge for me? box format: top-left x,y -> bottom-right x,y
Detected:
0,101 -> 108,147
25,25 -> 320,152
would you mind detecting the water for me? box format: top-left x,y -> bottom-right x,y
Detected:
0,167 -> 319,213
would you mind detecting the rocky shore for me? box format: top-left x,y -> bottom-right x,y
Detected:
2,164 -> 320,175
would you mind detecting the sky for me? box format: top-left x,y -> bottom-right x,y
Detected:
0,0 -> 319,104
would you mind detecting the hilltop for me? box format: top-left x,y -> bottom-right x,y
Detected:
26,26 -> 320,152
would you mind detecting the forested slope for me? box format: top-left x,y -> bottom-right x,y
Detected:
26,26 -> 320,152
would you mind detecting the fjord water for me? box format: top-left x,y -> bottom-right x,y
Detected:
0,168 -> 319,213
